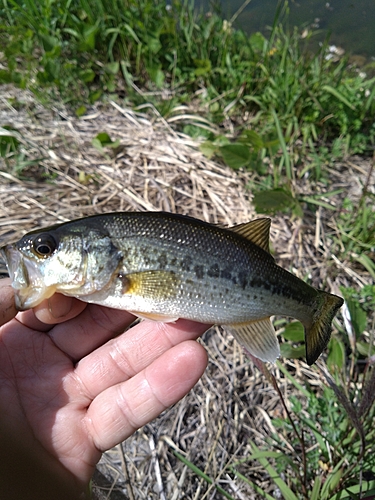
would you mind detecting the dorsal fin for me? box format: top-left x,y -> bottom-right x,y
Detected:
229,218 -> 271,253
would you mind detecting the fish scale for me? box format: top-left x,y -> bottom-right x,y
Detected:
1,211 -> 343,365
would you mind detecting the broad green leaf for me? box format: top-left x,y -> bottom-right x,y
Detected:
356,340 -> 375,357
148,66 -> 164,88
95,132 -> 113,145
327,337 -> 345,372
89,90 -> 102,103
79,69 -> 95,83
282,321 -> 304,341
39,33 -> 60,53
146,36 -> 161,54
0,70 -> 12,83
249,32 -> 267,53
199,141 -> 217,159
193,58 -> 212,76
75,106 -> 87,117
92,132 -> 120,151
253,188 -> 297,214
280,343 -> 306,359
219,144 -> 250,169
45,59 -> 60,80
345,297 -> 367,337
104,62 -> 119,75
239,129 -> 264,150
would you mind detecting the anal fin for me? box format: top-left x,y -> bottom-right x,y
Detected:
226,317 -> 280,363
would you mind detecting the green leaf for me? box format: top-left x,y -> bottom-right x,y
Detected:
199,141 -> 218,159
327,337 -> 346,372
346,297 -> 367,337
311,476 -> 322,500
44,59 -> 60,80
249,32 -> 267,53
219,144 -> 250,169
322,85 -> 356,110
282,321 -> 304,342
193,58 -> 212,76
173,451 -> 235,500
79,69 -> 95,83
89,90 -> 102,103
146,35 -> 161,54
148,66 -> 164,88
0,126 -> 20,157
239,129 -> 265,150
0,70 -> 12,83
92,132 -> 120,151
320,465 -> 344,498
39,33 -> 60,53
356,340 -> 375,357
280,343 -> 306,359
75,106 -> 87,117
253,188 -> 298,214
78,23 -> 98,51
249,443 -> 299,500
352,253 -> 375,280
104,62 -> 119,75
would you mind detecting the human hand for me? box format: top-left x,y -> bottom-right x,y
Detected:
0,278 -> 208,499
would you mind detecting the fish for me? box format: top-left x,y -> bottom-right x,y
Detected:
0,212 -> 343,365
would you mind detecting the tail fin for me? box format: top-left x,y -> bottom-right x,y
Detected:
305,291 -> 344,365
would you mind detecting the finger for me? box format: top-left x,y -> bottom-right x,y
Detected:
74,319 -> 209,400
85,340 -> 208,451
16,295 -> 88,332
0,278 -> 17,327
34,294 -> 88,324
46,304 -> 136,360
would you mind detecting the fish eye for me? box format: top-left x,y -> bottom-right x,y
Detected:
32,234 -> 57,258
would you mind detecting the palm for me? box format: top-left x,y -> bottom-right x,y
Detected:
0,279 -> 208,497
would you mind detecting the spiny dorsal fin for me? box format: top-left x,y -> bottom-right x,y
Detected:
226,317 -> 280,363
230,218 -> 271,253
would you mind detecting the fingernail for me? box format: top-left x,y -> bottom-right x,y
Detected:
48,294 -> 73,319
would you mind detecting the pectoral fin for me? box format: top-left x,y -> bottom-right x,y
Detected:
226,317 -> 280,363
121,270 -> 180,300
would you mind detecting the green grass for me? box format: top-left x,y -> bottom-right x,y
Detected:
1,0 -> 374,157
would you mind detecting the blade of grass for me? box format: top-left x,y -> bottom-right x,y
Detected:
271,107 -> 292,182
322,85 -> 356,110
249,442 -> 299,500
231,469 -> 275,500
173,450 -> 235,500
276,360 -> 310,398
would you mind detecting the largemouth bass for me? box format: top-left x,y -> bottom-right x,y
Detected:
1,212 -> 343,365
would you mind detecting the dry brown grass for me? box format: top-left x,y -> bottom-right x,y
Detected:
0,85 -> 372,499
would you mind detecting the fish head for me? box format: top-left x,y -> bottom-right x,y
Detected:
1,225 -> 122,310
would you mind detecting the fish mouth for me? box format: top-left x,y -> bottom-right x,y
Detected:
0,245 -> 55,310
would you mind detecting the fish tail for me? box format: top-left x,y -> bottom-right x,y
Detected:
304,291 -> 344,365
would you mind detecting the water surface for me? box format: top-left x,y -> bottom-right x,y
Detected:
200,0 -> 375,59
